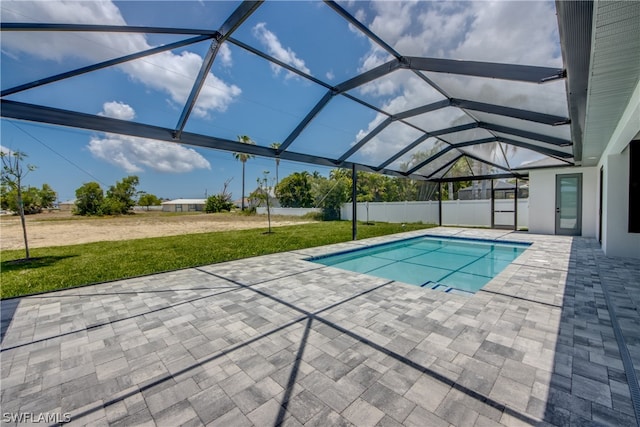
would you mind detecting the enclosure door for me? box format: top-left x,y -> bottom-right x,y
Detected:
492,188 -> 515,230
555,174 -> 582,236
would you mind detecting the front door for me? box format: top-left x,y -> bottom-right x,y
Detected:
555,173 -> 582,236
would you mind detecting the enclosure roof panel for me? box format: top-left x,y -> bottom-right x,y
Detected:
1,0 -> 588,181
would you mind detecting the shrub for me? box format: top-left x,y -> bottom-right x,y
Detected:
205,194 -> 234,213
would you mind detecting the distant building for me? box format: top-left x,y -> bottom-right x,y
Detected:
58,200 -> 76,212
161,199 -> 206,213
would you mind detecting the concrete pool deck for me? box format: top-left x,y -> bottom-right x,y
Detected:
1,227 -> 639,426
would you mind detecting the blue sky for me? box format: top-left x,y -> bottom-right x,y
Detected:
1,0 -> 565,202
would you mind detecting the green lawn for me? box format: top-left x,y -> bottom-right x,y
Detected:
0,221 -> 434,299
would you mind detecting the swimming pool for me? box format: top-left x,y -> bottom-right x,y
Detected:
309,235 -> 530,295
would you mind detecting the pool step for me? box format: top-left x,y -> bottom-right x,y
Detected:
421,281 -> 474,296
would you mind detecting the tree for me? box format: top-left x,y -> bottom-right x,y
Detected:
74,182 -> 104,215
270,142 -> 281,187
275,171 -> 313,208
1,183 -> 57,214
233,135 -> 256,211
1,150 -> 36,259
138,192 -> 161,211
103,175 -> 139,215
39,183 -> 57,209
312,174 -> 349,220
256,170 -> 275,233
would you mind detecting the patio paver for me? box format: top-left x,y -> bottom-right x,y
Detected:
1,228 -> 638,426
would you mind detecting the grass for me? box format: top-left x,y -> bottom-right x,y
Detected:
0,221 -> 435,299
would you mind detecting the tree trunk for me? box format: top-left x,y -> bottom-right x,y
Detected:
17,186 -> 30,259
275,158 -> 280,187
241,161 -> 246,211
448,182 -> 454,200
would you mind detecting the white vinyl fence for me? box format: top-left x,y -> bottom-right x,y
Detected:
340,200 -> 529,229
256,207 -> 320,217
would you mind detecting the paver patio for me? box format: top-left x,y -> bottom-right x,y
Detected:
1,227 -> 638,426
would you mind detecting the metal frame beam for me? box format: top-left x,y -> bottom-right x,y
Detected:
335,60 -> 402,93
376,134 -> 432,170
1,35 -> 212,97
429,122 -> 479,137
433,173 -> 527,183
497,137 -> 573,159
174,1 -> 261,138
479,122 -> 572,146
323,0 -> 402,61
279,91 -> 335,152
406,136 -> 499,175
0,99 -> 427,180
0,23 -> 219,36
392,99 -> 450,120
404,56 -> 565,83
228,37 -> 332,90
338,117 -> 393,162
450,99 -> 570,125
459,152 -> 516,176
425,154 -> 463,179
390,98 -> 570,125
407,147 -> 457,175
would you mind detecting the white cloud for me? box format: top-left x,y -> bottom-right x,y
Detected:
326,70 -> 335,81
252,22 -> 311,77
0,146 -> 15,156
98,101 -> 135,121
89,102 -> 211,173
1,0 -> 240,118
218,43 -> 233,67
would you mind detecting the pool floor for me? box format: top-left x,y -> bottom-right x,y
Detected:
310,236 -> 529,294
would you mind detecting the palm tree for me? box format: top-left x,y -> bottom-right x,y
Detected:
270,142 -> 281,187
233,135 -> 256,211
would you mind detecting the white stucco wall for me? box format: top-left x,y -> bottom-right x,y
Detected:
598,79 -> 640,259
601,148 -> 640,257
529,167 -> 598,237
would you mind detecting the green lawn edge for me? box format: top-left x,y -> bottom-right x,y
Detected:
1,221 -> 435,299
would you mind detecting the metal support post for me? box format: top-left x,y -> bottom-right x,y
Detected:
514,179 -> 519,231
352,164 -> 357,240
490,179 -> 495,228
438,182 -> 442,226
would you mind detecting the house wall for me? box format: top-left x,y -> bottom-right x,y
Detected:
161,204 -> 204,212
601,147 -> 640,258
598,80 -> 640,259
528,166 -> 598,237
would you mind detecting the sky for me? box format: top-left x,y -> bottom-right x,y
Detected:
0,0 -> 567,203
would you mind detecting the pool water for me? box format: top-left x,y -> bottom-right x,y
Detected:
309,235 -> 529,295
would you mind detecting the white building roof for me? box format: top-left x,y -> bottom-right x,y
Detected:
161,199 -> 206,205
